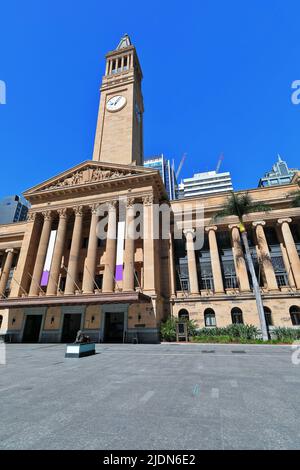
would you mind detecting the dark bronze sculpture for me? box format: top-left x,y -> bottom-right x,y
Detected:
75,330 -> 91,344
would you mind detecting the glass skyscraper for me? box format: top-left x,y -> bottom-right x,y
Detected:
0,195 -> 29,224
144,154 -> 177,200
258,155 -> 298,187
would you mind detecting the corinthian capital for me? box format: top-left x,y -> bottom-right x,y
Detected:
27,211 -> 37,222
107,200 -> 117,211
126,197 -> 135,208
142,194 -> 154,206
73,205 -> 83,216
89,203 -> 100,215
57,207 -> 68,219
42,210 -> 52,221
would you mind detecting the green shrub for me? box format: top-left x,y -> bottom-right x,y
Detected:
273,327 -> 300,342
160,317 -> 176,342
194,324 -> 259,341
160,320 -> 300,344
160,317 -> 198,342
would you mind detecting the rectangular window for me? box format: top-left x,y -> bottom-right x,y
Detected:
82,237 -> 89,249
59,277 -> 66,291
181,279 -> 190,292
95,274 -> 103,290
205,315 -> 216,327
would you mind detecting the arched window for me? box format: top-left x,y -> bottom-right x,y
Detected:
290,306 -> 300,326
178,309 -> 189,321
231,308 -> 244,325
0,315 -> 2,329
204,308 -> 216,327
264,307 -> 273,326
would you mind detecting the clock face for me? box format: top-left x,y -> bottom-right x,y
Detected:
106,95 -> 127,112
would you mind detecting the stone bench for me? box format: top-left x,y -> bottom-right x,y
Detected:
65,343 -> 96,358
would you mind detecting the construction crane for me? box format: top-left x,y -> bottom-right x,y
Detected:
176,152 -> 187,180
215,152 -> 224,173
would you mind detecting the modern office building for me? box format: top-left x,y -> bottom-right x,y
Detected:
144,155 -> 177,200
258,155 -> 298,188
0,195 -> 29,224
0,35 -> 299,343
178,170 -> 233,198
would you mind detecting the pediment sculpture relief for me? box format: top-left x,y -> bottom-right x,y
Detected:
43,166 -> 133,191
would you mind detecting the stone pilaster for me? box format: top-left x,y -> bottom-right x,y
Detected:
46,208 -> 68,296
9,212 -> 40,297
123,197 -> 135,292
102,200 -> 117,293
205,226 -> 224,293
82,204 -> 100,294
229,224 -> 251,292
275,225 -> 296,288
252,221 -> 278,291
277,218 -> 300,289
0,249 -> 15,297
143,194 -> 156,293
65,206 -> 83,295
29,211 -> 52,296
183,228 -> 199,296
168,233 -> 176,298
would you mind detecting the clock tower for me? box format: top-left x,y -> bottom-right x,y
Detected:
92,34 -> 144,166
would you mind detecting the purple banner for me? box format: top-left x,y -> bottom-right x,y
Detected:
115,265 -> 123,282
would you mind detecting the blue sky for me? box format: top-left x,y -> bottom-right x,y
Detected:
1,0 -> 300,199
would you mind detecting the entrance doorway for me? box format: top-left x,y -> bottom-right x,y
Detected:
22,315 -> 43,343
61,314 -> 82,343
104,312 -> 124,343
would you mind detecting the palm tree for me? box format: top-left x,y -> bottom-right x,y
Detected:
214,192 -> 271,341
291,190 -> 300,207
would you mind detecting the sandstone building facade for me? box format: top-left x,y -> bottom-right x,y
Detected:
0,35 -> 300,342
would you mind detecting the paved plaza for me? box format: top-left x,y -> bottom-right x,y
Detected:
0,343 -> 300,450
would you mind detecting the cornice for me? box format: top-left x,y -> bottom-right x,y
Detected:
0,291 -> 151,308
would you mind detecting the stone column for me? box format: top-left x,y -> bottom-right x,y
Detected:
0,249 -> 15,297
252,221 -> 278,290
102,200 -> 117,293
143,194 -> 156,292
205,226 -> 224,293
229,224 -> 251,291
29,211 -> 52,296
46,209 -> 68,296
123,197 -> 135,292
278,218 -> 300,289
82,204 -> 100,294
183,228 -> 199,296
65,206 -> 83,295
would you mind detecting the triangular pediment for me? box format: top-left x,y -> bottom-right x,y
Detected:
23,160 -> 159,198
